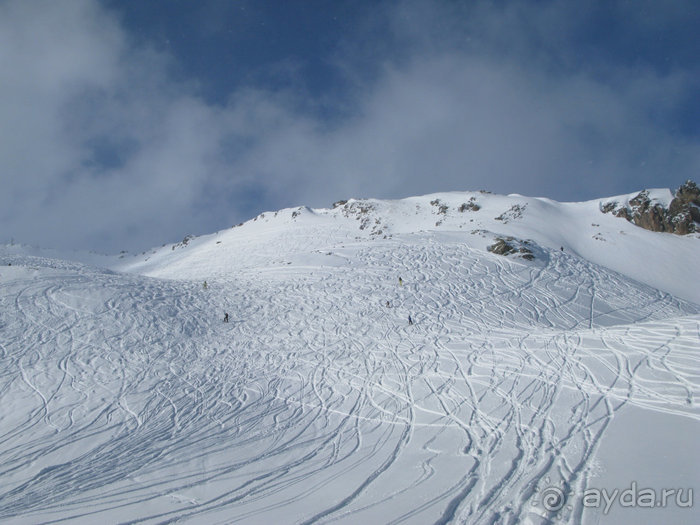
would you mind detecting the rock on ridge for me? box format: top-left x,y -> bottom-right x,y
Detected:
601,180 -> 700,235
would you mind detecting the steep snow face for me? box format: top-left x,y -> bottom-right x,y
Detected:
116,190 -> 700,303
0,189 -> 698,524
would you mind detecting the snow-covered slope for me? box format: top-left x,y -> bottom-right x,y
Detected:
116,190 -> 700,303
1,189 -> 698,524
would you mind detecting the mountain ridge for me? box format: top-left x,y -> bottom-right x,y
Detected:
104,187 -> 700,304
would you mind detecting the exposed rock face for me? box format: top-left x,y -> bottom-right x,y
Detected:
669,181 -> 700,233
337,200 -> 388,238
601,180 -> 700,235
430,198 -> 449,215
459,197 -> 480,212
487,237 -> 535,260
495,203 -> 527,223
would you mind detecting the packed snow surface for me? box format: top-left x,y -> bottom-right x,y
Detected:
1,190 -> 698,524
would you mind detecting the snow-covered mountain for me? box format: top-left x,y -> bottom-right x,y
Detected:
118,189 -> 699,302
1,189 -> 698,524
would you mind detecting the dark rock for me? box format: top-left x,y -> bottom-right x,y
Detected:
430,199 -> 449,215
459,197 -> 481,212
487,237 -> 535,260
600,202 -> 616,214
488,238 -> 516,256
495,204 -> 527,223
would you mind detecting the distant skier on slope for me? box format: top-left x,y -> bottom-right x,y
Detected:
224,313 -> 229,323
398,277 -> 403,286
408,315 -> 413,325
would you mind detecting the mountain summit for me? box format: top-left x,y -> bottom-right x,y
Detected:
117,186 -> 700,303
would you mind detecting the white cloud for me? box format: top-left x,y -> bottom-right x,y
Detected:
230,54 -> 699,205
0,0 -> 226,251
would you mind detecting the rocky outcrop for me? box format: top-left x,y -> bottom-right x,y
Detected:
487,237 -> 535,260
669,181 -> 700,233
430,199 -> 449,215
337,200 -> 388,238
601,180 -> 700,235
458,197 -> 481,212
495,204 -> 527,223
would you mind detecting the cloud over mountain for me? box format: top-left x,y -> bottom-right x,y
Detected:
1,0 -> 698,252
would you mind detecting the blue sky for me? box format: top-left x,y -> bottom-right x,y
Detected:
1,0 -> 698,253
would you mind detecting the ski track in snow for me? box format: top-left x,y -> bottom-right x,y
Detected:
0,240 -> 698,524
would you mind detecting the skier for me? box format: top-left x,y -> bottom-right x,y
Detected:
203,280 -> 208,289
399,276 -> 403,286
224,313 -> 229,323
408,315 -> 413,325
386,300 -> 390,307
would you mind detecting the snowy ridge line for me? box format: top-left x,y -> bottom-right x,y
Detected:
92,188 -> 699,304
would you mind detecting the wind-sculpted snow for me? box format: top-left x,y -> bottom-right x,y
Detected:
1,237 -> 698,524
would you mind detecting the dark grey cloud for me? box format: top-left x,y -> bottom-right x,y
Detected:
1,0 -> 697,252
